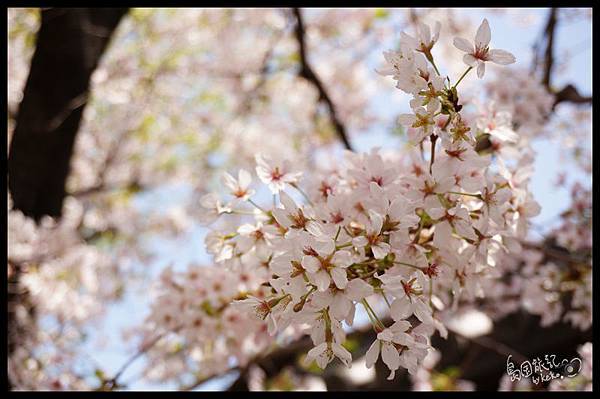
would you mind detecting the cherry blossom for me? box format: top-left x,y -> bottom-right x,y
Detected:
453,18 -> 516,78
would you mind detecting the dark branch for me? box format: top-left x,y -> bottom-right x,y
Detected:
98,331 -> 171,391
537,8 -> 592,109
541,8 -> 557,89
553,84 -> 593,108
8,8 -> 128,221
292,8 -> 353,151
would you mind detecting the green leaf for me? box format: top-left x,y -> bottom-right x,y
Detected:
94,369 -> 106,381
374,9 -> 390,19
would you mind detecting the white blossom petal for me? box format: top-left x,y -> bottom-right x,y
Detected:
453,37 -> 474,53
477,60 -> 486,78
331,267 -> 348,290
365,340 -> 380,369
475,18 -> 491,47
487,49 -> 516,65
381,342 -> 401,371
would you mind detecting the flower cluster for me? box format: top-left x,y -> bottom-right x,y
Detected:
463,180 -> 591,331
522,183 -> 592,331
137,264 -> 284,383
8,196 -> 122,390
198,18 -> 541,379
8,8 -> 592,391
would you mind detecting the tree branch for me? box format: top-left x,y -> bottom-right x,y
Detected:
553,84 -> 593,108
536,8 -> 592,109
292,8 -> 353,151
8,8 -> 128,221
98,330 -> 173,391
541,8 -> 557,89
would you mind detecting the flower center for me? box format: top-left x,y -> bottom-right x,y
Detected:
330,211 -> 344,224
474,45 -> 490,61
370,176 -> 384,186
319,182 -> 333,198
270,167 -> 284,181
425,263 -> 439,278
233,188 -> 248,198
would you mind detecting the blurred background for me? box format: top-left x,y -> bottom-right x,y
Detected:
7,8 -> 592,391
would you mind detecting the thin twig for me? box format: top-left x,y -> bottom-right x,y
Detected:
541,8 -> 557,89
535,8 -> 591,109
292,8 -> 353,151
102,331 -> 171,389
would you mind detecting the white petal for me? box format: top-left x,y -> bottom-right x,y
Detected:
369,210 -> 384,234
418,23 -> 431,44
306,342 -> 328,365
491,126 -> 519,142
271,256 -> 293,275
331,267 -> 348,290
345,279 -> 374,301
302,255 -> 320,273
365,340 -> 380,369
238,169 -> 252,189
310,319 -> 326,344
332,343 -> 352,367
387,369 -> 396,380
453,37 -> 474,53
272,208 -> 291,228
475,18 -> 491,47
390,297 -> 412,321
400,31 -> 418,49
371,243 -> 390,260
331,294 -> 351,319
463,53 -> 478,67
436,176 -> 456,193
413,299 -> 434,325
306,220 -> 325,237
314,270 -> 331,292
454,220 -> 478,241
434,318 -> 448,339
345,303 -> 356,326
488,49 -> 516,65
279,191 -> 297,211
428,207 -> 446,220
390,320 -> 411,332
314,237 -> 336,256
237,223 -> 257,235
332,250 -> 352,268
433,220 -> 453,249
392,332 -> 414,347
432,21 -> 441,43
222,172 -> 238,191
311,290 -> 333,309
352,236 -> 368,248
377,329 -> 394,342
477,60 -> 486,78
523,200 -> 541,217
398,114 -> 416,126
381,342 -> 401,371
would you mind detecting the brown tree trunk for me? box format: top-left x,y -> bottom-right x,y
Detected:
8,8 -> 128,221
